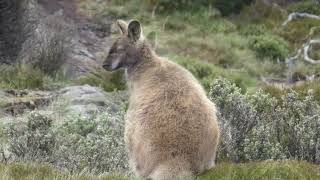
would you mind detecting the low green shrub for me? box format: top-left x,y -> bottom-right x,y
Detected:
53,113 -> 127,173
248,35 -> 290,61
210,78 -> 320,163
279,19 -> 320,45
173,56 -> 256,92
263,80 -> 320,104
240,24 -> 268,37
174,57 -> 217,91
76,69 -> 126,92
113,0 -> 253,16
0,65 -> 70,90
0,65 -> 45,90
212,0 -> 254,16
6,111 -> 128,174
239,1 -> 287,28
6,113 -> 55,161
288,0 -> 320,15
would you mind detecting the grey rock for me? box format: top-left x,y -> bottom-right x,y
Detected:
53,85 -> 127,118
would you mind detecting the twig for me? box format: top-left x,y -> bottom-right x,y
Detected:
282,12 -> 320,26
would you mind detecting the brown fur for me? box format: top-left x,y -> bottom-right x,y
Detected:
103,20 -> 220,180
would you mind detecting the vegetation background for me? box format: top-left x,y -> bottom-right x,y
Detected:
0,0 -> 320,179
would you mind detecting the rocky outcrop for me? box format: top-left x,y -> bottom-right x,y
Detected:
1,0 -> 114,76
0,85 -> 127,120
53,85 -> 127,117
0,89 -> 53,117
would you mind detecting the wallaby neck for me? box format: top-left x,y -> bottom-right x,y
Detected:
126,44 -> 157,79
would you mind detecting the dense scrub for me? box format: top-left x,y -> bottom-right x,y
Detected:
210,78 -> 320,163
4,111 -> 128,174
1,78 -> 319,176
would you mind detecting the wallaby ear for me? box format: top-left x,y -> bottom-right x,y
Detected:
147,31 -> 157,49
116,19 -> 128,34
128,20 -> 141,42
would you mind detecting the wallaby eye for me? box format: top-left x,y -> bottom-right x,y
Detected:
117,45 -> 125,51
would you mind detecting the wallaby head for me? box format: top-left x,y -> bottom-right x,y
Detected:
103,20 -> 150,71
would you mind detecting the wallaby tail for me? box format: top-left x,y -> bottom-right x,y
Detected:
149,158 -> 194,180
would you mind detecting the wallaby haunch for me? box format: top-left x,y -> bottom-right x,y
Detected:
102,19 -> 220,180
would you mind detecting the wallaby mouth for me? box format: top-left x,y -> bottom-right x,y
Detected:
102,62 -> 113,71
102,57 -> 122,71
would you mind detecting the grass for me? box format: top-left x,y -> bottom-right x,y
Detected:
76,0 -> 317,93
0,64 -> 70,91
0,163 -> 128,180
198,161 -> 320,180
1,161 -> 319,180
75,68 -> 126,92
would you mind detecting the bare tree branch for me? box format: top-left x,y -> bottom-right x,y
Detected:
286,39 -> 320,64
282,12 -> 320,26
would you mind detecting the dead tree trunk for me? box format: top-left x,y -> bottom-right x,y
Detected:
0,0 -> 27,64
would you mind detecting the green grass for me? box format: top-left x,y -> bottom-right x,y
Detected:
1,161 -> 319,180
0,163 -> 128,180
0,65 -> 70,90
75,68 -> 126,92
198,161 -> 320,180
75,0 -> 320,94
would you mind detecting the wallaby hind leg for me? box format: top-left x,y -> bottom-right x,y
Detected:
149,159 -> 194,180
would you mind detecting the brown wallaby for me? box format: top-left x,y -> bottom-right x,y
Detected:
102,19 -> 220,180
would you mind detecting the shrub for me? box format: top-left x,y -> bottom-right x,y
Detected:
6,111 -> 128,174
248,35 -> 290,61
28,15 -> 71,76
141,0 -> 253,16
53,113 -> 127,173
210,78 -> 320,163
76,68 -> 126,92
0,65 -> 45,90
212,0 -> 254,16
174,57 -> 217,91
279,19 -> 320,45
288,0 -> 320,15
240,24 -> 268,37
6,113 -> 55,161
239,1 -> 287,28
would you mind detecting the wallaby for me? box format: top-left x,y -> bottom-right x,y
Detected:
102,19 -> 220,180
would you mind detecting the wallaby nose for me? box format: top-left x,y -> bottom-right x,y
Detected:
102,62 -> 111,70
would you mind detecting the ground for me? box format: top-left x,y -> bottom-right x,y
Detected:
0,0 -> 320,179
0,161 -> 319,180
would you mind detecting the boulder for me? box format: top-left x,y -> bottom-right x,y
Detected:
51,85 -> 127,118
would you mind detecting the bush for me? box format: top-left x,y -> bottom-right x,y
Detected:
240,24 -> 268,37
6,113 -> 55,161
174,57 -> 217,91
212,0 -> 254,16
249,35 -> 290,61
210,78 -> 320,163
142,0 -> 253,16
279,19 -> 320,45
6,111 -> 128,174
288,0 -> 320,15
28,15 -> 71,76
76,68 -> 126,92
0,65 -> 45,90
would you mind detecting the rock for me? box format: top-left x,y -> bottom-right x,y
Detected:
0,89 -> 54,117
0,85 -> 127,121
52,85 -> 127,118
